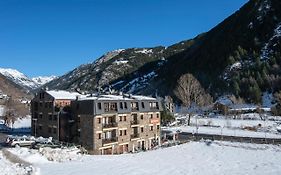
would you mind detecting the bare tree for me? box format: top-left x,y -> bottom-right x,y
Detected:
174,73 -> 212,107
2,96 -> 29,127
174,74 -> 213,126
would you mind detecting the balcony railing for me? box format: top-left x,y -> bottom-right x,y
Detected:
130,120 -> 139,125
103,137 -> 118,145
103,122 -> 118,128
131,133 -> 139,139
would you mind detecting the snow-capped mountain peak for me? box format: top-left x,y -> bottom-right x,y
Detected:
32,76 -> 57,86
0,68 -> 57,90
0,68 -> 39,89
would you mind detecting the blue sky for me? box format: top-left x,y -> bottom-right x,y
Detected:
0,0 -> 248,77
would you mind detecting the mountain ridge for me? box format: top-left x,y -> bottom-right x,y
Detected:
44,0 -> 281,104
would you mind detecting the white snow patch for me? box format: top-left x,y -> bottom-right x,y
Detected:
12,116 -> 31,129
113,60 -> 129,65
230,62 -> 242,71
262,92 -> 274,108
260,23 -> 281,60
32,76 -> 57,86
135,49 -> 153,54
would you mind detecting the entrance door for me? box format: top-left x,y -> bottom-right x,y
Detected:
142,141 -> 145,150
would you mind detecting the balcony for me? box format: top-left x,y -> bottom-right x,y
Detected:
131,133 -> 140,139
103,137 -> 118,145
103,122 -> 118,129
130,120 -> 139,126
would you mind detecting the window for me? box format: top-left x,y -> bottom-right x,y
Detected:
78,116 -> 80,123
124,130 -> 127,135
49,114 -> 52,121
124,102 -> 127,109
39,114 -> 43,119
150,126 -> 153,131
124,116 -> 127,121
141,102 -> 145,109
120,102 -> 123,109
98,118 -> 101,124
141,127 -> 144,133
119,116 -> 122,122
53,128 -> 57,134
150,114 -> 153,119
110,103 -> 117,111
98,103 -> 102,110
119,130 -> 122,136
104,102 -> 117,112
45,102 -> 48,108
98,133 -> 102,139
48,126 -> 52,133
39,102 -> 43,107
39,125 -> 42,130
53,115 -> 57,121
149,102 -> 159,109
156,114 -> 159,118
157,125 -> 160,130
131,102 -> 139,110
49,102 -> 53,108
140,115 -> 144,120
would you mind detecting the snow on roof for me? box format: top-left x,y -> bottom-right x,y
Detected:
215,96 -> 233,106
79,94 -> 157,101
46,90 -> 82,100
131,95 -> 156,101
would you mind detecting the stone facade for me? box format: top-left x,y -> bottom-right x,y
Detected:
72,95 -> 161,155
31,91 -> 161,155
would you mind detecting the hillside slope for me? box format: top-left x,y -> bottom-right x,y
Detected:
46,0 -> 281,104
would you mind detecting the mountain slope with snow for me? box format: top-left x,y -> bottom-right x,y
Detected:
32,76 -> 57,86
44,41 -> 195,93
0,68 -> 39,90
40,0 -> 281,104
0,68 -> 56,91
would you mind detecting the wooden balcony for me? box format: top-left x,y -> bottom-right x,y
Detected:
102,137 -> 118,145
103,122 -> 118,129
130,120 -> 139,126
131,133 -> 140,139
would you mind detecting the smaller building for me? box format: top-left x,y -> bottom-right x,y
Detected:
164,96 -> 175,114
31,90 -> 83,141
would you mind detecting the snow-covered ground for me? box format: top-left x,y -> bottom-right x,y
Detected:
3,141 -> 281,175
171,113 -> 281,138
12,116 -> 31,129
0,150 -> 34,175
166,126 -> 281,139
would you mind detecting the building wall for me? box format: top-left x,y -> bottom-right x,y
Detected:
31,90 -> 72,141
78,108 -> 161,155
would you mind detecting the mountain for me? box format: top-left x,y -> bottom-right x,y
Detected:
0,73 -> 33,100
43,40 -> 196,92
0,68 -> 39,90
0,68 -> 56,91
32,76 -> 57,86
46,0 -> 281,104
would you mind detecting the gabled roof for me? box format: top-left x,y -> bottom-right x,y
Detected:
46,90 -> 82,100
